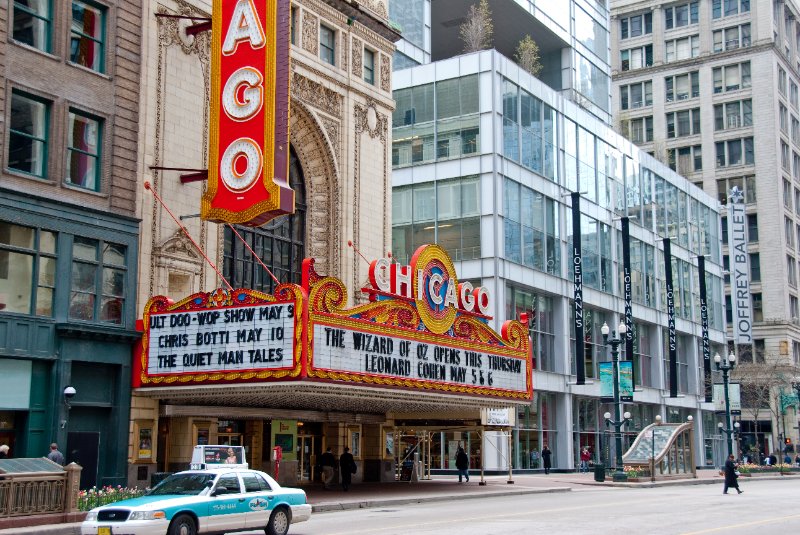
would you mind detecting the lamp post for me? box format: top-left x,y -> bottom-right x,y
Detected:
715,351 -> 737,458
602,321 -> 632,482
650,414 -> 662,482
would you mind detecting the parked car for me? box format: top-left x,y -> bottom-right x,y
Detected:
80,468 -> 311,535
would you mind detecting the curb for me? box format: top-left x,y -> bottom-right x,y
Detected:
312,486 -> 572,512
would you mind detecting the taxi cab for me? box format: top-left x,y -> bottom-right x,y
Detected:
80,445 -> 311,535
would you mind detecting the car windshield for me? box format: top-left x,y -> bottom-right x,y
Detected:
148,473 -> 216,496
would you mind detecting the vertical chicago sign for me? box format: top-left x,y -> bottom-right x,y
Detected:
202,0 -> 294,225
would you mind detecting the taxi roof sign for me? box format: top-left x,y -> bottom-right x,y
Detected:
190,445 -> 248,470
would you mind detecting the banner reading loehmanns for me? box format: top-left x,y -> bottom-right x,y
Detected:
134,287 -> 305,386
202,0 -> 294,226
303,245 -> 532,401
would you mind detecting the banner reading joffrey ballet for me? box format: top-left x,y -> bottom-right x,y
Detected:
203,0 -> 294,226
727,187 -> 752,345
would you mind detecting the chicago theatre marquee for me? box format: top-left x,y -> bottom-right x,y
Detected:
133,245 -> 531,484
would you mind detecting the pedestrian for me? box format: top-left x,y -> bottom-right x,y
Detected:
723,454 -> 743,495
580,447 -> 590,473
0,444 -> 7,459
320,446 -> 336,489
795,453 -> 800,467
47,443 -> 65,465
541,443 -> 552,475
339,446 -> 355,491
455,446 -> 470,483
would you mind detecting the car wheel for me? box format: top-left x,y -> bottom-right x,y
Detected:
266,507 -> 290,535
168,514 -> 198,535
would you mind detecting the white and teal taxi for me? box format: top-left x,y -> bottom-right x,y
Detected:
81,446 -> 311,535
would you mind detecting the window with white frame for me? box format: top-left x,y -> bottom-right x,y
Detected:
716,176 -> 756,204
320,24 -> 335,66
622,116 -> 654,143
783,141 -> 792,171
619,81 -> 652,109
620,45 -> 653,71
713,24 -> 750,52
781,104 -> 789,133
712,0 -> 750,19
668,145 -> 702,174
666,108 -> 700,138
665,72 -> 699,101
665,35 -> 699,63
712,62 -> 751,93
789,255 -> 797,286
792,81 -> 799,108
664,2 -> 698,29
793,118 -> 800,145
786,180 -> 794,210
713,99 -> 752,130
620,12 -> 652,39
715,137 -> 754,167
780,67 -> 788,95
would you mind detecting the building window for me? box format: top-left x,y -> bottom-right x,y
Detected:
666,108 -> 701,138
0,222 -> 56,316
66,110 -> 101,191
715,137 -> 754,167
668,145 -> 702,174
783,141 -> 791,171
504,178 -> 560,275
12,0 -> 51,51
751,293 -> 763,322
713,99 -> 752,130
779,67 -> 787,95
792,81 -> 798,109
664,2 -> 698,30
664,35 -> 699,63
621,116 -> 653,143
792,118 -> 800,145
747,213 -> 758,242
716,176 -> 756,205
713,0 -> 750,19
69,237 -> 127,323
750,252 -> 760,282
620,12 -> 652,39
785,182 -> 794,211
792,296 -> 799,320
70,1 -> 105,72
364,48 -> 375,85
790,255 -> 798,287
665,72 -> 699,102
713,24 -> 751,52
8,90 -> 49,178
290,6 -> 297,45
619,81 -> 652,109
506,286 -> 556,372
620,45 -> 653,71
320,24 -> 335,66
224,149 -> 305,291
713,62 -> 751,93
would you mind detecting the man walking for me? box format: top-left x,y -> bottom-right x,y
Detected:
339,447 -> 355,491
723,454 -> 743,495
320,447 -> 336,489
455,446 -> 470,483
47,443 -> 65,466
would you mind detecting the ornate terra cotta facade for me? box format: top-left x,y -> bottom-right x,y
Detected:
128,0 -> 399,485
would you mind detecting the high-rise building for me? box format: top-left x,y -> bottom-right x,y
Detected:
392,0 -> 731,470
611,0 -> 800,455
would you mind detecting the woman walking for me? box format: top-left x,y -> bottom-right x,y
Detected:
723,454 -> 743,495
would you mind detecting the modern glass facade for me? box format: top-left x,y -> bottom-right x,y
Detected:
392,49 -> 727,471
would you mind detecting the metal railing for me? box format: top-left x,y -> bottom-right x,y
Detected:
0,464 -> 81,518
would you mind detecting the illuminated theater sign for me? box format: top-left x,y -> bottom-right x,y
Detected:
135,245 -> 531,401
202,0 -> 294,226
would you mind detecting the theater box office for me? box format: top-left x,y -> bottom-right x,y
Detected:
132,245 -> 532,484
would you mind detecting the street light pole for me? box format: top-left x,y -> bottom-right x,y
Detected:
715,351 -> 737,458
602,321 -> 632,482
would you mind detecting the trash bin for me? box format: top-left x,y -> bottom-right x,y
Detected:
594,463 -> 605,482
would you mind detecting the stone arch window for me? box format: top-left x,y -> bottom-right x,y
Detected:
223,147 -> 306,293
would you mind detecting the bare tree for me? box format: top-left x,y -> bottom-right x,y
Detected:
515,35 -> 542,77
460,0 -> 493,53
733,356 -> 799,457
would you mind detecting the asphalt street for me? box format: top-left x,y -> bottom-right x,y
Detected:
268,478 -> 798,535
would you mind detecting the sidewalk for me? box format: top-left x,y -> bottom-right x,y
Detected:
1,469 -> 794,535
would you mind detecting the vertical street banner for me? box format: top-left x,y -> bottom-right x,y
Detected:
698,255 -> 712,403
663,238 -> 678,398
572,192 -> 585,385
599,361 -> 633,403
621,216 -> 636,387
727,187 -> 752,345
203,0 -> 295,226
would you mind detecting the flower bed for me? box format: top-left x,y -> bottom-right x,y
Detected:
78,486 -> 146,511
736,463 -> 799,475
